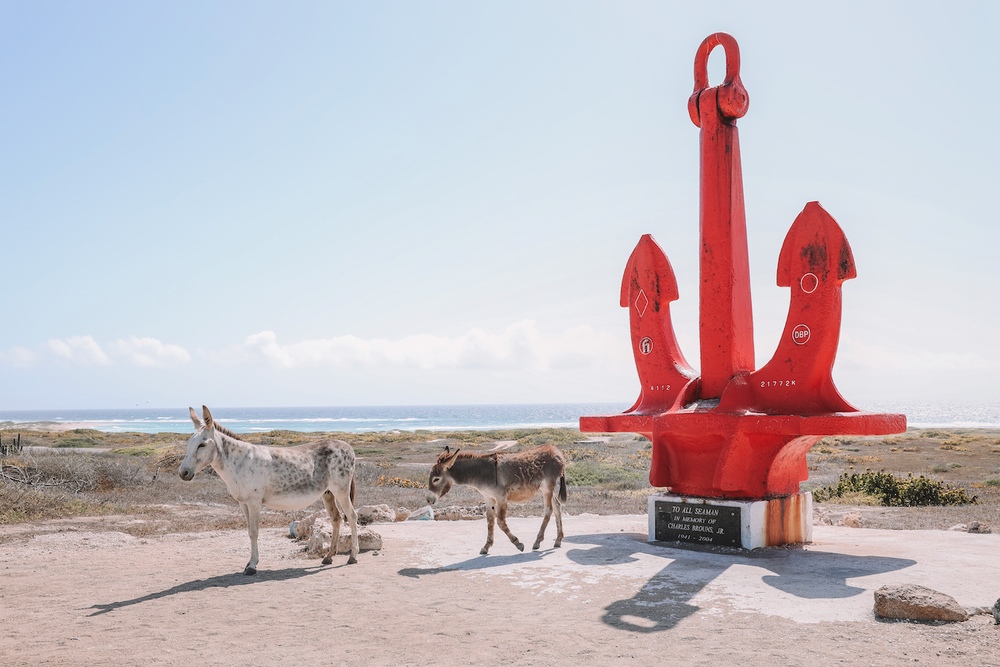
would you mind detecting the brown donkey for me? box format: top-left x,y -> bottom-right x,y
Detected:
427,444 -> 567,554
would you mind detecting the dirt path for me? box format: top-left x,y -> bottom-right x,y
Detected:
1,515 -> 998,666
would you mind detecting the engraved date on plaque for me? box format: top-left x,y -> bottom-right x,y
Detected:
654,501 -> 741,547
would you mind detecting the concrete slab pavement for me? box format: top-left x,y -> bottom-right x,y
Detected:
376,514 -> 1000,626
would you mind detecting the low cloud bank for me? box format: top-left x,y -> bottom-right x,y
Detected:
1,321 -> 629,373
230,320 -> 627,371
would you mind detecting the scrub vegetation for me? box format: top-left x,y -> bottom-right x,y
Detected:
1,426 -> 998,537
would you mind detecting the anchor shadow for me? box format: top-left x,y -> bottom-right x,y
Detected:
86,565 -> 333,616
562,532 -> 916,633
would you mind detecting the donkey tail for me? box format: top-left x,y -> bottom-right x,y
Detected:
350,474 -> 356,504
558,474 -> 568,503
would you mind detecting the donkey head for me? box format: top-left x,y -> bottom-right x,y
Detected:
178,405 -> 221,481
426,447 -> 461,504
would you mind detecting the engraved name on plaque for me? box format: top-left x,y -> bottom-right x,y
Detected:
654,501 -> 741,547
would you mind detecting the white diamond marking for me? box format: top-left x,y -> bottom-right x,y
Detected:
635,290 -> 648,317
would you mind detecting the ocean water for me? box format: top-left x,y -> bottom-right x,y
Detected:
0,403 -> 631,434
0,400 -> 998,434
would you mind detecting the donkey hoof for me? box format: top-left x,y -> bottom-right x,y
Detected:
322,556 -> 333,565
516,542 -> 525,552
532,542 -> 541,551
347,554 -> 358,565
243,566 -> 257,576
480,547 -> 490,555
554,541 -> 562,549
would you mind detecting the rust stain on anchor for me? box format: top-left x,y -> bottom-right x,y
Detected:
765,494 -> 807,546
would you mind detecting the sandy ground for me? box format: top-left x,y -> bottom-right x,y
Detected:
2,514 -> 999,666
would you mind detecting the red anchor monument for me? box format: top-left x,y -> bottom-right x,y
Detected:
580,33 -> 906,548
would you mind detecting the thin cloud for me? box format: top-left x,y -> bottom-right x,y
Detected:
233,321 -> 629,372
46,336 -> 111,366
0,346 -> 36,368
111,337 -> 191,367
838,334 -> 998,373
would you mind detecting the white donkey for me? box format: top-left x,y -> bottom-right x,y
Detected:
178,406 -> 359,574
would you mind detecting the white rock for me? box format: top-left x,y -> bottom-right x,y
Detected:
406,505 -> 435,521
357,504 -> 396,524
292,512 -> 383,556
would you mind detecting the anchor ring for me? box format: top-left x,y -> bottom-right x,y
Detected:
688,32 -> 749,127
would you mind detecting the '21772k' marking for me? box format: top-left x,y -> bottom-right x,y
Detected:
761,380 -> 796,388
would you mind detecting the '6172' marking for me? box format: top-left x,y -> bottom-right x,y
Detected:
761,380 -> 796,388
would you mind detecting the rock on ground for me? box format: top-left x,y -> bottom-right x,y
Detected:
356,504 -> 398,524
837,511 -> 863,528
432,504 -> 487,521
290,512 -> 383,556
968,521 -> 992,534
874,584 -> 969,622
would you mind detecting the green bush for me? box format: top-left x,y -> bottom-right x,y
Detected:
984,478 -> 1000,488
812,469 -> 977,506
447,428 -> 579,447
112,445 -> 158,457
565,461 -> 646,490
52,437 -> 100,448
353,447 -> 390,457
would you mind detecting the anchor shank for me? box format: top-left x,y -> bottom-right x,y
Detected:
697,86 -> 754,397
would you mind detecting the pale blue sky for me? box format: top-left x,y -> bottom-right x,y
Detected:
0,1 -> 997,409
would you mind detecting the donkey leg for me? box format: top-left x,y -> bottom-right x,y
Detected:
552,493 -> 564,548
533,488 -> 554,550
244,501 -> 261,575
481,506 -> 496,555
321,491 -> 342,565
496,503 -> 524,552
335,487 -> 359,565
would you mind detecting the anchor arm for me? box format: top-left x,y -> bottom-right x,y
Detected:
621,234 -> 698,415
720,201 -> 857,415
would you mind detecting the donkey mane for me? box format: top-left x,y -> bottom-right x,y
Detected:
212,423 -> 243,441
437,450 -> 493,463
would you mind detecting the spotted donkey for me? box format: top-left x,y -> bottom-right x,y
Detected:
178,406 -> 359,574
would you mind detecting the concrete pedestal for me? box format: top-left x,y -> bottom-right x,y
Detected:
648,492 -> 812,549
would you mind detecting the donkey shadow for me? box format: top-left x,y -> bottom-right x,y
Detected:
398,548 -> 554,578
85,565 -> 332,617
562,532 -> 916,633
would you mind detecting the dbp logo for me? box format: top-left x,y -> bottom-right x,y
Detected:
791,324 -> 811,345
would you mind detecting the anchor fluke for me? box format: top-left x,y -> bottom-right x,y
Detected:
621,234 -> 698,415
720,201 -> 857,415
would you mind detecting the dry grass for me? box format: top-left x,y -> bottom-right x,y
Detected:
2,426 -> 998,537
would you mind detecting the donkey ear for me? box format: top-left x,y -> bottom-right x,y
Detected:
202,405 -> 214,429
442,448 -> 461,469
189,407 -> 204,429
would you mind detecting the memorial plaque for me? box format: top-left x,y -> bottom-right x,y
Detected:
654,501 -> 741,547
